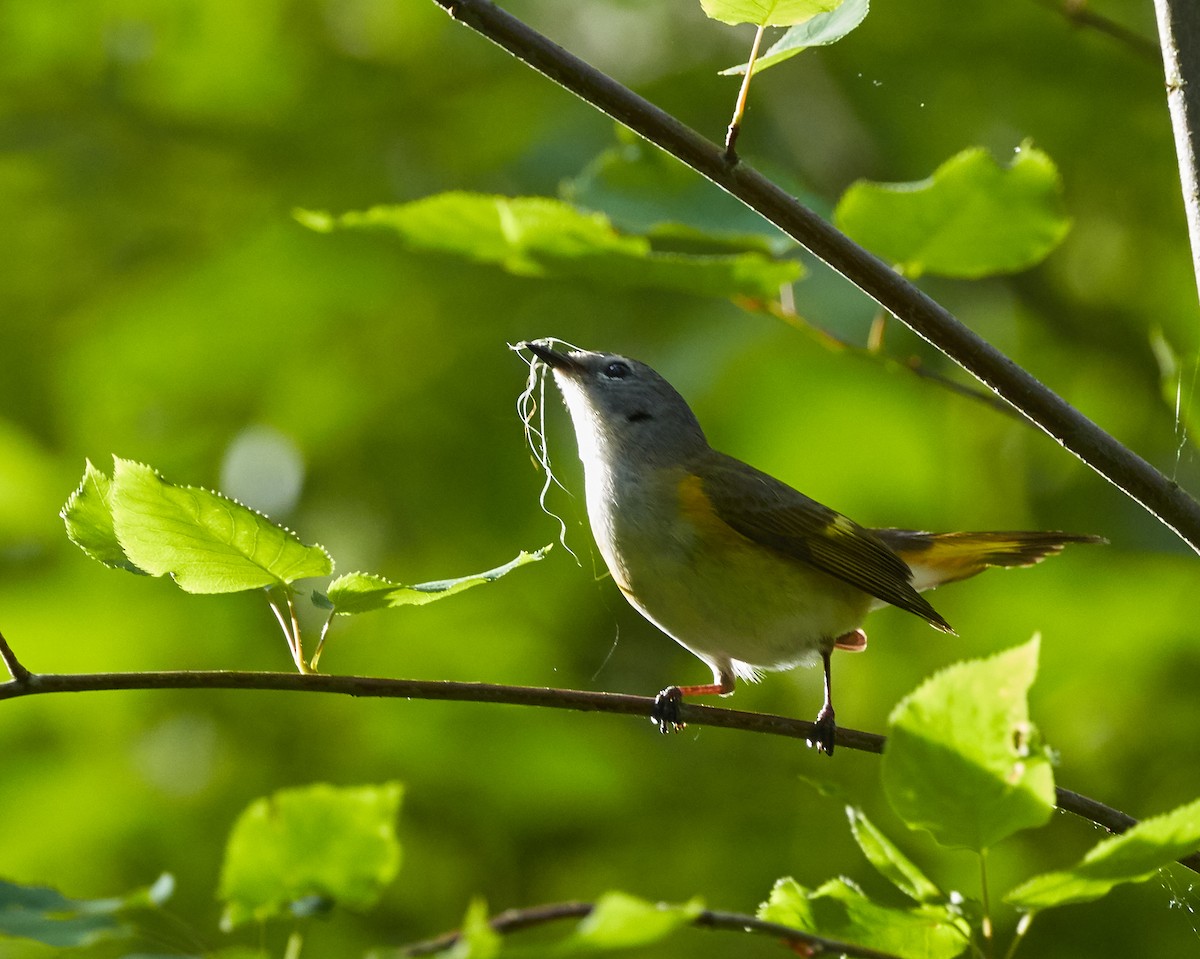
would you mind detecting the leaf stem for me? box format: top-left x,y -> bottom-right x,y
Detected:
396,899 -> 905,959
266,589 -> 309,674
979,848 -> 994,959
1002,911 -> 1035,959
0,629 -> 29,684
725,22 -> 767,161
309,613 -> 336,672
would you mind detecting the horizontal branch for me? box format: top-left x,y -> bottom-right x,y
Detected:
398,899 -> 905,959
3,666 -> 1196,873
432,0 -> 1200,554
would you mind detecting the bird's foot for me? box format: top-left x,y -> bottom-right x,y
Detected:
809,704 -> 836,756
650,686 -> 685,734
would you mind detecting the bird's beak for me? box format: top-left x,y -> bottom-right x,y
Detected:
523,340 -> 582,373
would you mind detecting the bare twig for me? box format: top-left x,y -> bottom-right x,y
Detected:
430,0 -> 1200,555
0,629 -> 29,683
755,297 -> 1022,418
1033,0 -> 1161,63
397,900 -> 905,959
1,666 -> 1197,873
1154,0 -> 1200,301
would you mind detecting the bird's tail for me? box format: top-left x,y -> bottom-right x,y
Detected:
871,529 -> 1105,592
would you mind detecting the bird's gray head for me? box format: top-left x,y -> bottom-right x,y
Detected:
523,340 -> 709,469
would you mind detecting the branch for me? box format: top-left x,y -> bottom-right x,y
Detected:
432,0 -> 1200,554
1154,0 -> 1200,301
3,667 -> 1197,873
1033,0 -> 1161,63
397,899 -> 906,959
0,629 -> 30,683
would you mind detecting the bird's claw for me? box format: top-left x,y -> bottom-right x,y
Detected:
651,686 -> 685,734
809,705 -> 836,756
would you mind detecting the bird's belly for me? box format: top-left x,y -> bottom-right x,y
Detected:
592,476 -> 871,675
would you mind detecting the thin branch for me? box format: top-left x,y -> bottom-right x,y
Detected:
2,667 -> 1197,873
1033,0 -> 1161,63
397,899 -> 906,959
755,297 -> 1022,418
431,0 -> 1200,555
0,629 -> 29,683
1154,0 -> 1200,301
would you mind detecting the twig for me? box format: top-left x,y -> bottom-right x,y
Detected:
1033,0 -> 1161,63
430,0 -> 1200,555
396,899 -> 905,959
1154,0 -> 1200,301
0,629 -> 29,683
1,667 -> 1196,873
756,297 -> 1022,418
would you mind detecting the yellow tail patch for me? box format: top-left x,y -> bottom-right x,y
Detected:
878,529 -> 1104,588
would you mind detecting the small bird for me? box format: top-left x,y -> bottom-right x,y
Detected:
523,340 -> 1102,754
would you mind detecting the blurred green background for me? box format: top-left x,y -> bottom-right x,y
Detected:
2,0 -> 1199,956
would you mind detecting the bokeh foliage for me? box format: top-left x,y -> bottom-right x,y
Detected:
2,0 -> 1199,956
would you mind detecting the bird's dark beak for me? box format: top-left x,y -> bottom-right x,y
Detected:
523,340 -> 582,372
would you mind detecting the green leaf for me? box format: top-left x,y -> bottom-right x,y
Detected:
567,892 -> 704,950
721,0 -> 869,75
297,193 -> 801,300
834,144 -> 1071,278
325,547 -> 549,616
700,0 -> 844,27
1006,797 -> 1200,911
0,874 -> 172,947
881,636 -> 1055,852
110,457 -> 332,594
759,877 -> 968,959
219,782 -> 403,930
60,460 -> 143,573
434,898 -> 500,959
847,807 -> 944,904
563,134 -> 795,255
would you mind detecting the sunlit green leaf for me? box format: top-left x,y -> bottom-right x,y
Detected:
700,0 -> 843,27
721,0 -> 869,74
1006,797 -> 1200,911
0,873 -> 172,947
847,807 -> 944,904
568,892 -> 704,949
325,547 -> 548,616
109,457 -> 332,594
297,194 -> 801,300
759,877 -> 968,958
834,144 -> 1070,277
60,459 -> 142,572
882,636 -> 1055,852
219,782 -> 403,930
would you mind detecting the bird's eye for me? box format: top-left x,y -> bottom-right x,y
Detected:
602,360 -> 631,379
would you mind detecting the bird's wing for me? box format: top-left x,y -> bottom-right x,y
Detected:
699,453 -> 953,632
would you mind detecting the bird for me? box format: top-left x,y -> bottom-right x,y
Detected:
522,340 -> 1102,754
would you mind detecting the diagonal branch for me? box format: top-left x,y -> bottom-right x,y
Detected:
2,667 -> 1197,873
431,0 -> 1200,555
397,899 -> 906,959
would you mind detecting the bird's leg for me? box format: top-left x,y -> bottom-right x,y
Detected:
811,630 -> 865,755
651,668 -> 736,734
811,647 -> 838,756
